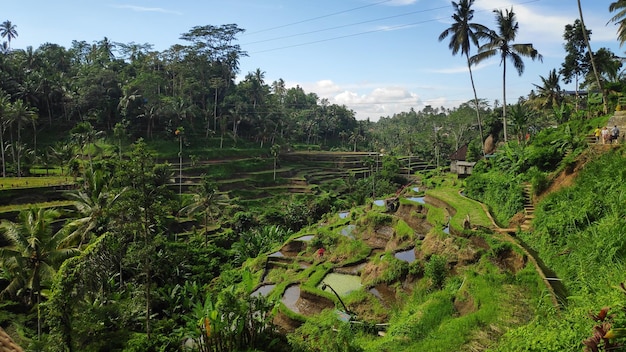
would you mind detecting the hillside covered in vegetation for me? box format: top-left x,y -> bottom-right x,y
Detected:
2,1 -> 626,351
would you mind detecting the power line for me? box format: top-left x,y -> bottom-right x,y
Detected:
244,0 -> 394,36
242,5 -> 449,46
251,17 -> 441,54
246,0 -> 542,54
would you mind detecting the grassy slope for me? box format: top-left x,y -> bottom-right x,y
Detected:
252,173 -> 548,351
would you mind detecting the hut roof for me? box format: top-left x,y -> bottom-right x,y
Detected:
449,144 -> 469,161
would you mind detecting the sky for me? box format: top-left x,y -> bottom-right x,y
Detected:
3,0 -> 623,121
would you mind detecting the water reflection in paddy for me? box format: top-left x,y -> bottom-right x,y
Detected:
295,235 -> 315,241
369,287 -> 382,299
406,197 -> 425,204
394,248 -> 416,263
251,284 -> 276,297
318,273 -> 362,297
412,187 -> 419,192
373,200 -> 385,206
281,285 -> 301,314
341,225 -> 356,238
339,212 -> 350,219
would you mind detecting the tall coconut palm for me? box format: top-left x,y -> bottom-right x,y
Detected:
609,0 -> 626,46
438,0 -> 490,153
580,0 -> 607,114
0,207 -> 78,339
470,8 -> 542,142
0,20 -> 17,50
0,93 -> 9,177
8,100 -> 38,176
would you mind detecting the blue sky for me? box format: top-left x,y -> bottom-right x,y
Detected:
3,0 -> 623,121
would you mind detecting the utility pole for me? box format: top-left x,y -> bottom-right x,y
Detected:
176,127 -> 184,196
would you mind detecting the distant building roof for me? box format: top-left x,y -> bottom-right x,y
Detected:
0,327 -> 23,352
449,144 -> 469,161
563,90 -> 588,96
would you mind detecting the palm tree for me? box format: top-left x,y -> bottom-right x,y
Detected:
438,0 -> 490,153
579,0 -> 607,114
49,141 -> 75,176
470,8 -> 542,142
0,207 -> 78,339
508,102 -> 536,143
271,144 -> 280,181
180,175 -> 229,244
64,169 -> 126,248
0,93 -> 10,177
70,121 -> 103,173
8,100 -> 38,176
532,69 -> 562,110
0,20 -> 17,50
208,77 -> 224,136
609,0 -> 626,46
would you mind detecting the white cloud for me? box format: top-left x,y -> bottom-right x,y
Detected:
314,80 -> 342,95
474,0 -> 617,45
112,5 -> 182,15
301,81 -> 427,121
387,0 -> 419,6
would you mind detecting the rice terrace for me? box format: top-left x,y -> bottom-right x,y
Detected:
1,1 -> 626,351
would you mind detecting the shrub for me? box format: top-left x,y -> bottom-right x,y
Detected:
425,255 -> 448,289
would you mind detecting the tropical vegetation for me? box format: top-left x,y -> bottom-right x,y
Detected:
0,2 -> 625,352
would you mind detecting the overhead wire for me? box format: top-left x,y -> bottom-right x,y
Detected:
235,0 -> 543,116
243,0 -> 394,36
241,5 -> 449,46
242,0 -> 542,54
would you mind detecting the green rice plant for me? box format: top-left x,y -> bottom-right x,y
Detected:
425,254 -> 448,289
395,219 -> 414,242
305,263 -> 334,288
371,253 -> 409,285
364,211 -> 393,226
427,187 -> 493,229
330,238 -> 371,266
425,203 -> 446,228
0,176 -> 73,188
287,309 -> 363,352
385,290 -> 455,342
408,260 -> 424,276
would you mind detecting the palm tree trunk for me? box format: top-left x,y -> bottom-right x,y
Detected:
466,53 -> 485,154
0,126 -> 5,177
577,0 -> 607,114
502,61 -> 508,142
37,291 -> 42,340
212,87 -> 218,136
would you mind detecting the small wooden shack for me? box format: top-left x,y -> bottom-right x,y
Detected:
449,144 -> 476,177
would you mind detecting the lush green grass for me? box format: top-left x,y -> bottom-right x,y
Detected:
0,200 -> 75,214
0,176 -> 74,188
427,186 -> 494,229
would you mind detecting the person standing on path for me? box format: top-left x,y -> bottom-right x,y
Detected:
602,126 -> 610,144
611,125 -> 620,144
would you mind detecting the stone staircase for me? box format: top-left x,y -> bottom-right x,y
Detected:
606,107 -> 626,143
521,183 -> 534,231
